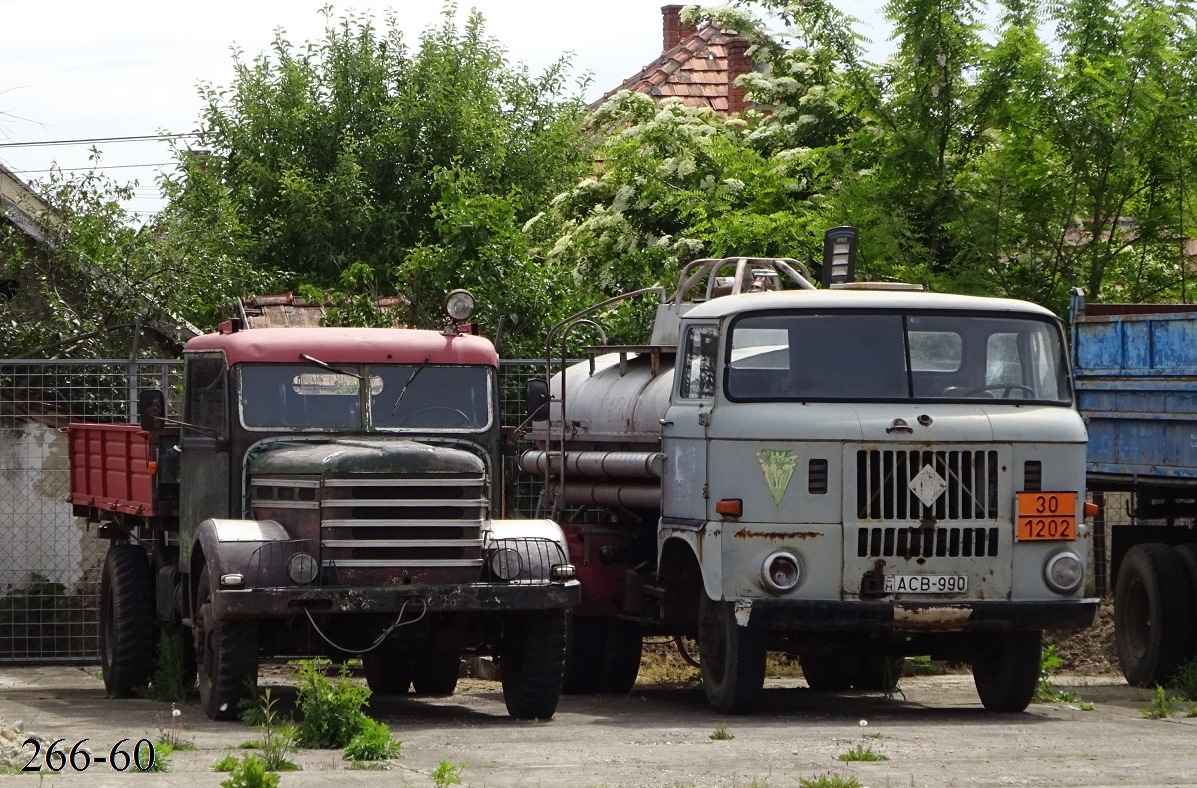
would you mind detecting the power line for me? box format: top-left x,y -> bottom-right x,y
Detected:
12,162 -> 179,175
0,134 -> 197,149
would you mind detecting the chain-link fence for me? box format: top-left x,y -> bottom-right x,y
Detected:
0,358 -> 550,663
0,359 -> 181,662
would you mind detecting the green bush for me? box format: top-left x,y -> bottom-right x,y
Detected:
343,717 -> 402,761
144,741 -> 173,773
431,760 -> 466,787
837,744 -> 887,762
799,775 -> 863,788
294,659 -> 372,748
147,631 -> 194,703
212,754 -> 241,772
220,755 -> 280,788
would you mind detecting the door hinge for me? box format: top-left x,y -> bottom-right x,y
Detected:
697,412 -> 711,426
702,483 -> 710,499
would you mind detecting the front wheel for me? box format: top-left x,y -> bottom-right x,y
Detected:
195,568 -> 259,721
99,544 -> 155,696
499,610 -> 567,720
1114,543 -> 1194,687
971,631 -> 1041,712
697,595 -> 766,714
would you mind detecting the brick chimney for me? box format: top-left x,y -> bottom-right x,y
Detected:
662,5 -> 697,51
726,38 -> 751,114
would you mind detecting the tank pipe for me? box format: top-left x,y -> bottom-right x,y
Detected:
520,450 -> 664,480
554,482 -> 661,510
543,285 -> 666,517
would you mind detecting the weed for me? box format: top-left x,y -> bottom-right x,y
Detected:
237,740 -> 261,749
343,717 -> 402,761
1186,706 -> 1197,718
1035,644 -> 1080,704
709,722 -> 734,741
798,775 -> 863,788
220,754 -> 280,788
1141,685 -> 1178,719
145,740 -> 174,773
1078,701 -> 1095,711
157,703 -> 195,750
146,631 -> 194,703
348,760 -> 391,770
837,744 -> 888,762
910,655 -> 937,676
1169,658 -> 1197,701
294,659 -> 372,749
431,759 -> 466,787
254,690 -> 300,771
0,765 -> 20,775
212,754 -> 241,772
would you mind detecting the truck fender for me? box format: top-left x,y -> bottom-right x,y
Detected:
190,518 -> 295,596
485,518 -> 571,579
659,530 -> 722,603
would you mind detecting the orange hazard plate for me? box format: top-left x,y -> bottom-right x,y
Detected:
1016,492 -> 1078,541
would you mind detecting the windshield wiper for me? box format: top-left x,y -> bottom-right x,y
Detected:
391,355 -> 431,416
299,354 -> 362,379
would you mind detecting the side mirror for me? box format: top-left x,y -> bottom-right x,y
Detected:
138,389 -> 166,431
525,378 -> 550,422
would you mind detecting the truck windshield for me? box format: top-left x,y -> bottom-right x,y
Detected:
725,311 -> 1071,404
239,364 -> 492,429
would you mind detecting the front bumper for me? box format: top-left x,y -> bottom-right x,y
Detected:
739,597 -> 1100,633
213,580 -> 581,619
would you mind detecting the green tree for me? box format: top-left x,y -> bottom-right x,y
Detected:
164,5 -> 592,352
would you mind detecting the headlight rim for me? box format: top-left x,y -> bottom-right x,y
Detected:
761,550 -> 802,594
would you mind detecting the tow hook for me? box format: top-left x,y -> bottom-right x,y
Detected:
860,559 -> 887,599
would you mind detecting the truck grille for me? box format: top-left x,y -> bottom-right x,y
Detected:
319,473 -> 487,568
856,448 -> 999,521
856,525 -> 1001,558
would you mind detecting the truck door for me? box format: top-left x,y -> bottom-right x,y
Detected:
661,324 -> 718,524
178,353 -> 231,566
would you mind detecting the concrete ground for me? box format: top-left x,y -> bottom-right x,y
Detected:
1,665 -> 1194,787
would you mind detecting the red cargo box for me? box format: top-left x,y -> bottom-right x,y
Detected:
66,423 -> 159,516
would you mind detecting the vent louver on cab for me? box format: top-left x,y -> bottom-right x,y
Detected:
856,525 -> 1001,558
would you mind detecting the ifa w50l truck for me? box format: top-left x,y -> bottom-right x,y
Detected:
68,294 -> 580,720
522,234 -> 1099,714
1071,291 -> 1197,688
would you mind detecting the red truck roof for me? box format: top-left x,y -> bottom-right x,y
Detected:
185,326 -> 499,367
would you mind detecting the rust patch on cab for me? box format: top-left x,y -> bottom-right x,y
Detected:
734,528 -> 820,540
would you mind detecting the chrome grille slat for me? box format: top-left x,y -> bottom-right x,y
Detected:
322,559 -> 483,568
322,539 -> 483,548
322,498 -> 488,508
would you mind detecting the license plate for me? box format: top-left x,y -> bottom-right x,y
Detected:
1016,492 -> 1078,541
884,574 -> 968,594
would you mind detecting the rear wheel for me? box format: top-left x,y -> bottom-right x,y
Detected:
195,569 -> 259,721
697,595 -> 766,714
972,631 -> 1041,712
1175,544 -> 1197,659
1114,543 -> 1194,687
362,646 -> 416,696
562,616 -> 642,695
499,610 -> 567,719
99,544 -> 155,696
412,651 -> 462,696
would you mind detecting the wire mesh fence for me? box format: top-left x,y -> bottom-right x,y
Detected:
0,358 -> 551,663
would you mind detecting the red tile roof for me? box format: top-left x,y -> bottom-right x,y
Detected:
593,22 -> 751,114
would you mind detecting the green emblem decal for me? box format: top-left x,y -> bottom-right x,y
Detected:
756,449 -> 797,506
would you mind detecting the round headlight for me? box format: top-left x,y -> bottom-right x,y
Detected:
444,289 -> 476,322
489,547 -> 522,581
761,551 -> 801,594
1044,551 -> 1083,594
288,552 -> 319,585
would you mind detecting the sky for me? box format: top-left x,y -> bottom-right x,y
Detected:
0,1 -> 896,219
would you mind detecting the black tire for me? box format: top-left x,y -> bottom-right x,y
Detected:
854,656 -> 904,692
971,630 -> 1041,712
362,646 -> 415,695
99,543 -> 155,696
195,569 -> 259,721
1114,543 -> 1195,687
412,651 -> 462,696
697,594 -> 766,714
799,653 -> 858,692
562,616 -> 643,695
1175,544 -> 1197,658
499,610 -> 567,720
562,614 -> 601,694
599,618 -> 643,694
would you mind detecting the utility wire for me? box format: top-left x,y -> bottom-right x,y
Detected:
12,162 -> 179,174
0,133 -> 197,149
